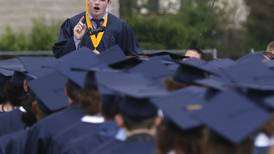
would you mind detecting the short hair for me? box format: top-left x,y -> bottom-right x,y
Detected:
185,47 -> 204,57
79,88 -> 101,115
65,80 -> 82,103
266,41 -> 274,52
122,115 -> 157,131
164,77 -> 189,92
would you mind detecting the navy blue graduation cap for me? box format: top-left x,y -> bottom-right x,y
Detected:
96,71 -> 156,88
128,57 -> 174,80
56,47 -> 107,88
173,59 -> 217,84
0,58 -> 27,85
264,59 -> 274,68
145,51 -> 186,61
18,56 -> 57,79
194,90 -> 270,144
0,58 -> 25,72
194,78 -> 229,91
151,89 -> 207,130
0,68 -> 13,77
28,71 -> 68,113
223,61 -> 274,82
97,71 -> 168,121
223,61 -> 274,89
98,45 -> 126,65
208,58 -> 236,69
10,71 -> 28,87
263,96 -> 274,111
57,47 -> 105,70
114,86 -> 167,122
108,56 -> 143,70
237,52 -> 266,63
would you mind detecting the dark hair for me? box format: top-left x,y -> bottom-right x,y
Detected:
65,80 -> 82,103
122,115 -> 157,131
0,76 -> 11,104
204,131 -> 252,154
260,113 -> 274,136
101,95 -> 121,120
156,119 -> 207,154
185,47 -> 204,57
5,80 -> 27,106
79,88 -> 101,115
164,77 -> 189,92
21,94 -> 37,127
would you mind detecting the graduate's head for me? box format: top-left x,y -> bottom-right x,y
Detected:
184,48 -> 204,60
115,96 -> 160,131
88,0 -> 111,19
65,79 -> 82,103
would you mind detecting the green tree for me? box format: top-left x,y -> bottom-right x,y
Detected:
124,0 -> 217,50
245,0 -> 274,50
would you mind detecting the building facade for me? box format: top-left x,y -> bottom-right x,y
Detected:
0,0 -> 119,34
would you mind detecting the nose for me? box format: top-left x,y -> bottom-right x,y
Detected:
93,0 -> 100,4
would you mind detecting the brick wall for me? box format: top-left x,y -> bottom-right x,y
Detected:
0,0 -> 119,34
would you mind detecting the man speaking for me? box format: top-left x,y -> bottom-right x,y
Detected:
52,0 -> 141,58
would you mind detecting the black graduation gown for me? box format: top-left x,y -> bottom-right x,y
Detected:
0,130 -> 27,154
59,121 -> 119,154
0,109 -> 25,137
53,12 -> 141,58
23,104 -> 84,154
89,134 -> 156,154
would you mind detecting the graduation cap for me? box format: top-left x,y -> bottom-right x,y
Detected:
28,71 -> 68,113
98,45 -> 126,65
173,59 -> 217,84
96,71 -> 156,88
115,85 -> 167,122
56,47 -> 107,88
128,57 -> 174,80
10,71 -> 28,87
18,56 -> 57,79
97,71 -> 168,121
223,60 -> 274,84
194,90 -> 270,144
145,51 -> 186,61
264,59 -> 274,68
208,58 -> 236,69
108,56 -> 143,70
151,88 -> 207,130
0,58 -> 25,72
237,52 -> 266,63
194,78 -> 229,91
263,96 -> 274,111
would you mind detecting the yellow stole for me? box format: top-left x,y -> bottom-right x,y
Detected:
85,0 -> 108,51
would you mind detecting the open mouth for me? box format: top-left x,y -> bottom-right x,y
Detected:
94,7 -> 100,11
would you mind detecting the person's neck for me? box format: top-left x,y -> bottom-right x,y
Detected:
125,128 -> 156,138
89,12 -> 107,20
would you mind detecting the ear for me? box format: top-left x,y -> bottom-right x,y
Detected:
154,117 -> 162,127
64,85 -> 68,97
114,114 -> 124,128
31,100 -> 38,116
23,80 -> 29,93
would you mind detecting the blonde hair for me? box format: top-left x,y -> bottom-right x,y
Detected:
266,41 -> 274,53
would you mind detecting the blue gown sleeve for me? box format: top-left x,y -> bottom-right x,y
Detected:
52,19 -> 76,58
119,22 -> 142,56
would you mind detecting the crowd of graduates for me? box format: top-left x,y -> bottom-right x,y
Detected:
0,42 -> 274,154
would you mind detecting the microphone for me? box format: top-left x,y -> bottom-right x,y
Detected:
87,26 -> 106,36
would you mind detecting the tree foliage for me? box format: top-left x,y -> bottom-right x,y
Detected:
123,0 -> 217,50
245,0 -> 274,50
